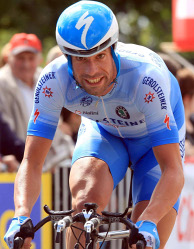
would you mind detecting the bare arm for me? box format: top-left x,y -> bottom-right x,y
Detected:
14,135 -> 52,217
138,143 -> 184,224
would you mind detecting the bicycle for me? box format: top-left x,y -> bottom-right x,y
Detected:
13,202 -> 146,249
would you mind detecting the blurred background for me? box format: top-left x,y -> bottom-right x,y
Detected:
0,0 -> 194,65
0,1 -> 194,248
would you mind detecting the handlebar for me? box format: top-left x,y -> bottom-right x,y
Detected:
44,204 -> 75,216
14,203 -> 146,249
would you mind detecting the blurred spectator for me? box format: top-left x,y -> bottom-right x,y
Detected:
0,33 -> 72,172
0,113 -> 24,172
0,43 -> 11,68
0,33 -> 42,140
157,52 -> 182,77
43,107 -> 81,171
176,68 -> 194,159
60,108 -> 81,143
46,45 -> 62,64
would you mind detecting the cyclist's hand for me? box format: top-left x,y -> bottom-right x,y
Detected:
4,216 -> 34,249
136,220 -> 160,249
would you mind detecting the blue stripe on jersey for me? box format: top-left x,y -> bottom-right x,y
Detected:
149,127 -> 179,147
27,120 -> 56,140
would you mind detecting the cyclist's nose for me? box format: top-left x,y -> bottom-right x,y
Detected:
85,59 -> 99,76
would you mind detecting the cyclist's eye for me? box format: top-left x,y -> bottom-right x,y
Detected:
97,53 -> 105,59
76,57 -> 85,61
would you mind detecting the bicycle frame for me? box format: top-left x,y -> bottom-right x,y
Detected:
97,229 -> 130,242
85,228 -> 145,249
84,230 -> 130,249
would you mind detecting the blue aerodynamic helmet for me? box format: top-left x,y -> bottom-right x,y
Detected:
56,1 -> 119,57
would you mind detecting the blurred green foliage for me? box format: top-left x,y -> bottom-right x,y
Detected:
0,0 -> 194,65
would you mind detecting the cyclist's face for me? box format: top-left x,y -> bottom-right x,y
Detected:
71,48 -> 117,96
8,51 -> 41,86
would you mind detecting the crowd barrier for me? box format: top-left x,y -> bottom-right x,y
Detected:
0,162 -> 193,249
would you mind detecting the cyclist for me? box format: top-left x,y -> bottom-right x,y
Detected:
4,1 -> 185,249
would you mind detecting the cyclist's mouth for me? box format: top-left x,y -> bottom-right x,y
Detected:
85,77 -> 103,85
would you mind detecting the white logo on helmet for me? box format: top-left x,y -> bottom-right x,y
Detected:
75,11 -> 94,49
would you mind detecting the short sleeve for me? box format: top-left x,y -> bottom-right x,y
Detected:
27,65 -> 65,140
